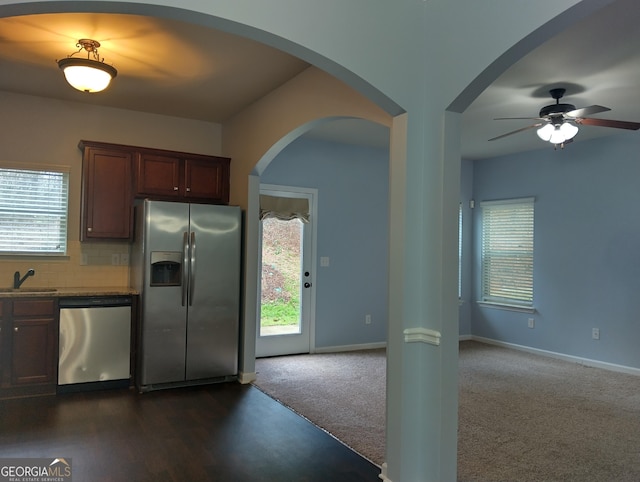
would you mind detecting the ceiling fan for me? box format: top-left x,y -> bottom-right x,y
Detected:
489,88 -> 640,146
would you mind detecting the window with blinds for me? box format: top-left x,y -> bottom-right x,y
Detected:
0,166 -> 69,255
481,197 -> 534,307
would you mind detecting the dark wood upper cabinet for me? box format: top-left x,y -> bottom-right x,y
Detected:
79,141 -> 134,241
79,140 -> 231,242
183,157 -> 229,202
135,153 -> 181,198
136,151 -> 230,204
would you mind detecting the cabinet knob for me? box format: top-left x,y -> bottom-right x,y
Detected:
173,186 -> 179,191
186,187 -> 191,192
14,327 -> 18,332
87,227 -> 93,232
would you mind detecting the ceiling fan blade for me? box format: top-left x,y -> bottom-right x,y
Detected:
576,117 -> 640,130
488,123 -> 542,141
494,117 -> 545,121
566,105 -> 610,118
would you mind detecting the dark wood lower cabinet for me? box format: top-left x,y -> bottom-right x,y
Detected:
0,298 -> 58,398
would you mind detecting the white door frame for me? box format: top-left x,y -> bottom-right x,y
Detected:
255,184 -> 317,357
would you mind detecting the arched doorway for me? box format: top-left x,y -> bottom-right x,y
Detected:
0,2 -> 601,480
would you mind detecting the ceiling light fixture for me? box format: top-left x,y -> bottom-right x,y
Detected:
536,120 -> 579,145
57,39 -> 117,93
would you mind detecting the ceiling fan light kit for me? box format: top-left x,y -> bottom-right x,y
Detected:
536,121 -> 579,144
57,39 -> 117,93
490,87 -> 640,148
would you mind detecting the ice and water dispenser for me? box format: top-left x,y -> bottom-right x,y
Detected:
150,251 -> 182,286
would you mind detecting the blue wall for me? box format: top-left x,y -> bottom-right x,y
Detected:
262,137 -> 389,349
260,129 -> 640,370
470,132 -> 640,369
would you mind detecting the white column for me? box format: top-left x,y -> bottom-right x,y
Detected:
385,111 -> 461,481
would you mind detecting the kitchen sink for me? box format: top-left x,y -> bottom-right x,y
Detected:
0,288 -> 57,293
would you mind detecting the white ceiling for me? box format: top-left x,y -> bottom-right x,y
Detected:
463,0 -> 640,160
0,13 -> 310,122
0,1 -> 638,159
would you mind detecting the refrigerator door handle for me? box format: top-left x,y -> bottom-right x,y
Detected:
189,231 -> 196,306
182,231 -> 189,307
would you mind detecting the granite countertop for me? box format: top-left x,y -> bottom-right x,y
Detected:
0,287 -> 138,298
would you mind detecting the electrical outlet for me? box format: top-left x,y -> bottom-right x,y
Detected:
592,328 -> 600,340
527,318 -> 535,329
365,314 -> 371,325
120,253 -> 130,265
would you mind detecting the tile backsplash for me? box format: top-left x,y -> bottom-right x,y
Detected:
1,240 -> 131,289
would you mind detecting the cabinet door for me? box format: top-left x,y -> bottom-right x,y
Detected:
82,147 -> 134,241
11,299 -> 57,386
136,153 -> 181,198
184,157 -> 230,203
11,317 -> 56,385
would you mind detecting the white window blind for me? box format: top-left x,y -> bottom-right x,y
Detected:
481,197 -> 534,306
259,194 -> 310,223
0,166 -> 69,255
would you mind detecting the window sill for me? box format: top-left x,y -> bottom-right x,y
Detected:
477,301 -> 536,313
0,253 -> 69,259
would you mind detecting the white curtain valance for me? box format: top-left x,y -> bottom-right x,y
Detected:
259,194 -> 310,223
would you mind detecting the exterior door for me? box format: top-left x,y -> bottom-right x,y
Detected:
255,186 -> 316,357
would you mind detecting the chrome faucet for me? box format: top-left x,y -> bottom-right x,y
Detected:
13,269 -> 35,289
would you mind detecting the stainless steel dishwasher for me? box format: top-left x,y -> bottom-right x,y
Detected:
58,296 -> 132,391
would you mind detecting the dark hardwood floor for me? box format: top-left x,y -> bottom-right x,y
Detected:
0,383 -> 381,481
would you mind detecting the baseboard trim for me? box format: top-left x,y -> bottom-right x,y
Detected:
313,341 -> 387,354
238,371 -> 257,384
459,334 -> 473,341
471,335 -> 640,377
379,462 -> 392,482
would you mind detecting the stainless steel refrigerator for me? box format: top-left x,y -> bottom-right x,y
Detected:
131,199 -> 241,391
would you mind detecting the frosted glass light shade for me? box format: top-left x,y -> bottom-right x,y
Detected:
537,121 -> 579,144
58,58 -> 117,93
536,123 -> 554,141
560,121 -> 579,140
549,127 -> 565,144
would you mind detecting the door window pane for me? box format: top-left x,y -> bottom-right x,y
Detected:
260,217 -> 303,336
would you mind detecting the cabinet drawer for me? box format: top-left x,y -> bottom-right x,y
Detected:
12,299 -> 56,317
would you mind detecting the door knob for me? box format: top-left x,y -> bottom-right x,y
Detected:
304,282 -> 312,288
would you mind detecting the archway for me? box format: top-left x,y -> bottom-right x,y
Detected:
0,1 -> 606,480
